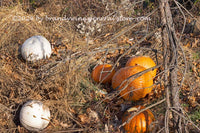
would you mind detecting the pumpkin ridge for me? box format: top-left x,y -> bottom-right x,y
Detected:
126,56 -> 157,78
91,64 -> 115,84
122,106 -> 155,133
112,66 -> 153,101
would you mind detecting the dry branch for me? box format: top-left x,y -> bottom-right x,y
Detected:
159,0 -> 200,132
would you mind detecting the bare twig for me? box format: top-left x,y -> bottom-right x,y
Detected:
54,128 -> 86,133
173,0 -> 188,101
157,127 -> 165,133
170,108 -> 200,131
159,1 -> 171,132
0,103 -> 14,112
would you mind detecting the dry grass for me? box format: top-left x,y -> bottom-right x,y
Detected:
0,2 -> 99,132
0,2 -> 157,132
0,0 -> 200,133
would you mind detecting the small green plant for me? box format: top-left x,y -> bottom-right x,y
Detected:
192,52 -> 200,60
181,103 -> 189,108
194,0 -> 200,5
190,109 -> 200,124
29,0 -> 35,4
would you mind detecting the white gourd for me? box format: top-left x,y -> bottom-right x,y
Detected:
21,35 -> 52,61
20,100 -> 50,131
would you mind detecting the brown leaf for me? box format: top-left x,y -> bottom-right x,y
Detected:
184,42 -> 191,48
57,86 -> 64,95
13,73 -> 21,80
192,38 -> 199,48
52,47 -> 59,55
60,122 -> 70,128
104,33 -> 112,37
68,107 -> 76,114
78,114 -> 89,124
188,96 -> 196,107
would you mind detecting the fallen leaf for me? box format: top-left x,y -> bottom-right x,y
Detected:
188,96 -> 196,107
60,122 -> 70,128
78,114 -> 89,124
57,86 -> 64,95
105,124 -> 109,133
104,33 -> 112,37
127,107 -> 138,112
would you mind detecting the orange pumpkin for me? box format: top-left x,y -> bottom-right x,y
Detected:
122,105 -> 155,133
91,64 -> 115,84
112,65 -> 153,101
126,56 -> 157,78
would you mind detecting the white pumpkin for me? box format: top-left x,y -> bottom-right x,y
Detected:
20,100 -> 51,131
21,35 -> 52,61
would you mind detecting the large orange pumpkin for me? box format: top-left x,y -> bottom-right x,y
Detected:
126,56 -> 157,78
91,64 -> 115,84
122,105 -> 155,133
112,65 -> 153,101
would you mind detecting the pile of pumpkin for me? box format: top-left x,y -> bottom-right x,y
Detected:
91,56 -> 157,133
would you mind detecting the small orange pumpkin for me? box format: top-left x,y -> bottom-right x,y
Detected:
122,105 -> 155,133
126,56 -> 157,78
91,64 -> 115,84
112,65 -> 153,101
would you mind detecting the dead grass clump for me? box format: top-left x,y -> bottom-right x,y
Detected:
0,6 -> 45,47
0,4 -> 104,132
